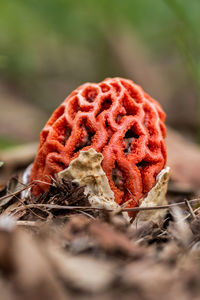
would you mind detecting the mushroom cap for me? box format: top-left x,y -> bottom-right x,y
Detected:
30,77 -> 167,207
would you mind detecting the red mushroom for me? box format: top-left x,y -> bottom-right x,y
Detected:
30,77 -> 167,208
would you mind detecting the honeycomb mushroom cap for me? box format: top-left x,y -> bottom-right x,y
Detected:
30,77 -> 167,208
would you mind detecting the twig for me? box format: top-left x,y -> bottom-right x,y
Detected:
184,199 -> 196,219
33,179 -> 54,187
9,198 -> 200,215
16,220 -> 38,227
0,184 -> 32,202
6,188 -> 46,221
111,199 -> 132,216
127,188 -> 139,205
78,210 -> 96,220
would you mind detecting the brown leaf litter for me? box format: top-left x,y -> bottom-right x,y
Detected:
0,175 -> 200,299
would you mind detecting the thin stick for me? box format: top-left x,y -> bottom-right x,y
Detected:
16,220 -> 38,227
111,199 -> 132,216
184,199 -> 196,219
6,188 -> 46,221
0,184 -> 32,202
9,198 -> 200,214
78,210 -> 96,220
193,206 -> 200,215
127,188 -> 139,205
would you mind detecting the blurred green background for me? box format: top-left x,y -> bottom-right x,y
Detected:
0,0 -> 200,149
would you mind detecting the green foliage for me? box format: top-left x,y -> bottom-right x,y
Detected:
0,136 -> 20,150
164,0 -> 200,140
0,0 -> 174,77
0,0 -> 199,79
0,0 -> 200,140
164,0 -> 200,90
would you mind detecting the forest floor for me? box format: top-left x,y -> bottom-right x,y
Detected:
0,130 -> 200,300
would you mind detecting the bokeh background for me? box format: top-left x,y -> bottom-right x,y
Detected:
0,0 -> 200,148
